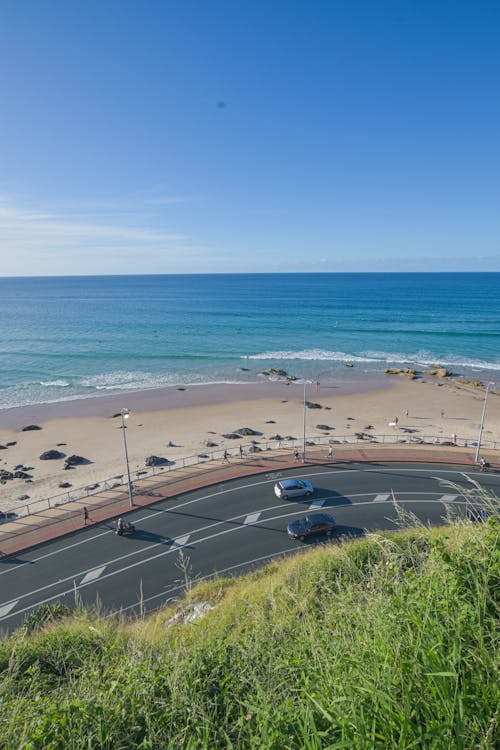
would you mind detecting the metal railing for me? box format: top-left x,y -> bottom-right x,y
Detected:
2,433 -> 498,521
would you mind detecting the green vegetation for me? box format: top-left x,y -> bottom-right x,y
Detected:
0,515 -> 498,749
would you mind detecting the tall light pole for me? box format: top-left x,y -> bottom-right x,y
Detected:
475,382 -> 495,464
302,380 -> 313,463
120,408 -> 134,507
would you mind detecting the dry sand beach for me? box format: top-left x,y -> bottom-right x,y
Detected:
0,375 -> 498,515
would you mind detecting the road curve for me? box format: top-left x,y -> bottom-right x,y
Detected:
0,462 -> 498,633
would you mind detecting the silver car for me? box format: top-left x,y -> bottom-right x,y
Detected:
274,478 -> 314,500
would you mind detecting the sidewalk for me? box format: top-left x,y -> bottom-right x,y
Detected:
1,444 -> 498,558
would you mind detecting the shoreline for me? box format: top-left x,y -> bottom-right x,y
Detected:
0,375 -> 498,514
0,375 -> 389,430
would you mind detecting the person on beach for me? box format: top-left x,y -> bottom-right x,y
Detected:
441,409 -> 445,418
83,506 -> 89,525
294,449 -> 300,462
223,449 -> 230,463
394,416 -> 398,426
239,444 -> 244,458
452,433 -> 457,445
326,445 -> 333,460
316,378 -> 321,393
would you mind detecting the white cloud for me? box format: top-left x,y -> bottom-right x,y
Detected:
0,195 -> 195,273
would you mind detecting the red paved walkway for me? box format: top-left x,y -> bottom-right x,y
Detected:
1,445 -> 498,558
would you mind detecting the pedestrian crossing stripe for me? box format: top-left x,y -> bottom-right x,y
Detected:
438,494 -> 459,503
373,494 -> 390,503
244,512 -> 261,525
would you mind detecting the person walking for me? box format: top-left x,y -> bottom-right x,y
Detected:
223,449 -> 230,463
326,445 -> 333,460
83,506 -> 89,525
294,448 -> 300,462
239,444 -> 244,458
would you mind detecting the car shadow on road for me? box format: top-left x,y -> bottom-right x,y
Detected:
297,489 -> 352,507
108,527 -> 195,549
299,524 -> 365,545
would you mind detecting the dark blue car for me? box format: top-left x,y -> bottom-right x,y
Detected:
287,513 -> 336,541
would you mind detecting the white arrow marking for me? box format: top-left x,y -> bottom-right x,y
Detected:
373,494 -> 390,503
172,535 -> 190,547
438,494 -> 459,503
0,600 -> 19,619
244,512 -> 261,525
80,566 -> 106,585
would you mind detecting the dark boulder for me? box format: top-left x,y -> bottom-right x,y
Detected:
247,445 -> 262,453
58,482 -> 72,488
305,401 -> 322,409
222,433 -> 241,440
40,450 -> 66,461
0,445 -> 7,450
22,424 -> 42,431
0,470 -> 14,480
64,454 -> 88,466
316,424 -> 334,430
145,455 -> 170,467
13,470 -> 31,479
233,427 -> 262,436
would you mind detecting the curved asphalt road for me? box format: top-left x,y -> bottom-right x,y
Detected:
0,462 -> 498,634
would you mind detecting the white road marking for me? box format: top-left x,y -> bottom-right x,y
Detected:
244,512 -> 261,525
79,566 -> 106,585
309,498 -> 327,509
0,600 -> 19,618
373,494 -> 391,503
172,535 -> 190,547
438,494 -> 459,503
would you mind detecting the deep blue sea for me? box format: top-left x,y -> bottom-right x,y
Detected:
0,273 -> 498,410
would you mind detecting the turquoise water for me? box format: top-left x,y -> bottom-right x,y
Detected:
0,273 -> 498,409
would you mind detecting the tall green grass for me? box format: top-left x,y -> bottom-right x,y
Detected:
0,516 -> 498,749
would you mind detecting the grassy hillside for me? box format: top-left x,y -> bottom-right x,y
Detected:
0,516 -> 498,749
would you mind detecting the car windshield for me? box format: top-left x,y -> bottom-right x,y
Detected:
294,518 -> 310,530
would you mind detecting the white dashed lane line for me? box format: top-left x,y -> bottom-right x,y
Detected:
80,566 -> 106,585
172,535 -> 190,547
373,494 -> 391,503
244,512 -> 261,525
0,600 -> 19,618
309,498 -> 327,509
437,494 -> 459,503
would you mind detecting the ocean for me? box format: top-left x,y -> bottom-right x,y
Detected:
0,273 -> 498,410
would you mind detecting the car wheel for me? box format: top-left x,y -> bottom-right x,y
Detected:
299,535 -> 306,541
306,491 -> 312,497
281,494 -> 288,501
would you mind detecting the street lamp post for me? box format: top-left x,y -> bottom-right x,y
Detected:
475,382 -> 495,464
120,408 -> 134,507
302,380 -> 312,463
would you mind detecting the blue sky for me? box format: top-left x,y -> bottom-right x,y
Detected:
0,0 -> 499,275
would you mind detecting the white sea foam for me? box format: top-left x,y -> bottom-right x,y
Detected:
39,380 -> 71,387
245,349 -> 380,363
245,349 -> 500,371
